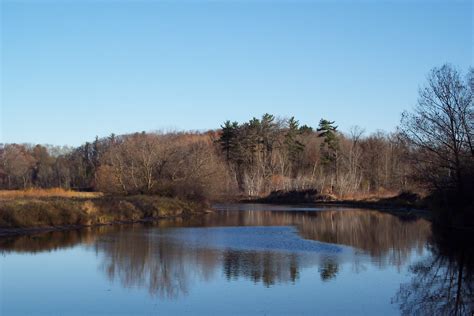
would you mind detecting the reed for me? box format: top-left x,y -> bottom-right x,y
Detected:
0,188 -> 102,200
0,192 -> 205,230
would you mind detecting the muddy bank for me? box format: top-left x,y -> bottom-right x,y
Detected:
247,189 -> 429,214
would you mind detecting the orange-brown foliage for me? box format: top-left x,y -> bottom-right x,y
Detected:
0,188 -> 102,200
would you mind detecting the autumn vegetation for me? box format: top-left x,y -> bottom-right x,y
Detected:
0,64 -> 473,229
0,188 -> 102,199
0,192 -> 203,232
0,119 -> 414,201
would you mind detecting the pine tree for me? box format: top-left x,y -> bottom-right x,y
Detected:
317,119 -> 339,162
219,120 -> 239,162
317,119 -> 340,188
285,117 -> 305,168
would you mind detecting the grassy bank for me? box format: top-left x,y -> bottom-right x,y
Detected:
0,189 -> 208,235
251,189 -> 427,211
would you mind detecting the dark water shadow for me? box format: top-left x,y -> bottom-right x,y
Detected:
392,224 -> 474,315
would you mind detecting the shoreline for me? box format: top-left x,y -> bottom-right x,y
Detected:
240,194 -> 432,220
0,212 -> 213,238
310,201 -> 431,220
0,194 -> 210,237
246,190 -> 426,208
0,191 -> 437,238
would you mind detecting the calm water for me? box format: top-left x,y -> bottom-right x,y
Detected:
1,204 -> 472,315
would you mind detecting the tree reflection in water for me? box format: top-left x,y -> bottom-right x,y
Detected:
318,257 -> 339,281
0,207 -> 439,302
94,227 -> 221,299
393,225 -> 474,315
223,250 -> 300,286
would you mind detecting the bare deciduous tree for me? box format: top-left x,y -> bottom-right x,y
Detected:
401,64 -> 473,198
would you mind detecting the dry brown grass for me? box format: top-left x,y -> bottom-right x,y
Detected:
0,188 -> 103,200
0,194 -> 204,229
340,189 -> 428,202
339,190 -> 400,201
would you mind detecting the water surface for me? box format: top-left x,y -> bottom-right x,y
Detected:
1,204 -> 472,315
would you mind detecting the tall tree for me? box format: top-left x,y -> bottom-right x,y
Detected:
219,120 -> 239,162
401,64 -> 473,199
317,119 -> 340,190
284,117 -> 305,174
31,145 -> 54,188
1,144 -> 35,189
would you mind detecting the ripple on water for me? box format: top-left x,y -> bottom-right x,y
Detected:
153,226 -> 352,255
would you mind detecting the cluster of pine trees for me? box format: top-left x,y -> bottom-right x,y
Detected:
218,114 -> 412,197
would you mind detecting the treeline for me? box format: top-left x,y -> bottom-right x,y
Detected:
0,121 -> 413,200
0,132 -> 228,201
0,144 -> 74,190
217,114 -> 412,197
0,64 -> 472,207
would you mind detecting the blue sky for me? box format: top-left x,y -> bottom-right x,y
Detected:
1,0 -> 472,146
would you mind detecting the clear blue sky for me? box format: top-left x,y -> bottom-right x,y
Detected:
1,0 -> 472,146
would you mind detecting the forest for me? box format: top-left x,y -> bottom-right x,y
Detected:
1,64 -> 473,222
0,116 -> 413,199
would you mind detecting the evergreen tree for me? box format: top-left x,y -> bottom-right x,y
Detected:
317,119 -> 340,186
285,117 -> 305,167
317,119 -> 339,163
219,120 -> 239,161
299,124 -> 313,134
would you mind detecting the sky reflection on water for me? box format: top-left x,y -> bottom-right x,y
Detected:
2,204 -> 470,315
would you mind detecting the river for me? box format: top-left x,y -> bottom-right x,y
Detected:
1,204 -> 472,315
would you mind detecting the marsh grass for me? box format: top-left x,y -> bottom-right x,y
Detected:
0,190 -> 205,230
0,188 -> 102,200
